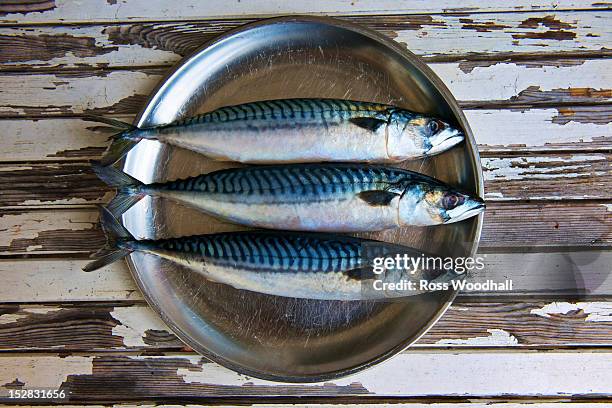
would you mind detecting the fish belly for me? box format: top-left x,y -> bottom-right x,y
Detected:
153,121 -> 388,163
184,193 -> 398,232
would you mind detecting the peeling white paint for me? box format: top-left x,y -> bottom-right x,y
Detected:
110,306 -> 170,347
0,211 -> 98,249
531,302 -> 612,322
2,1 -> 605,23
435,329 -> 519,346
0,356 -> 93,389
0,71 -> 162,115
603,204 -> 612,212
433,59 -> 612,102
482,155 -> 607,181
466,108 -> 611,149
129,351 -> 612,395
0,258 -> 140,303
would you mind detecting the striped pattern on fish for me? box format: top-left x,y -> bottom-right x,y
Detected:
83,207 -> 462,301
95,99 -> 465,165
95,163 -> 485,232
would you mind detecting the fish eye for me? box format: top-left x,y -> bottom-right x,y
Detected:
442,193 -> 464,210
428,120 -> 444,134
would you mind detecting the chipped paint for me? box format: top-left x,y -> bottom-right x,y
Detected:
531,302 -> 612,322
431,59 -> 612,103
0,356 -> 93,389
0,70 -> 160,116
0,211 -> 103,254
435,329 -> 519,346
482,154 -> 607,181
1,1 -> 607,24
0,258 -> 140,303
466,108 -> 611,150
110,306 -> 170,347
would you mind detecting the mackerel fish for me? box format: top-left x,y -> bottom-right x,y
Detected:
95,99 -> 464,166
95,163 -> 485,232
83,207 -> 463,300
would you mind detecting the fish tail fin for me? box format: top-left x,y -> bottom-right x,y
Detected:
100,138 -> 140,167
83,206 -> 134,272
83,115 -> 142,166
91,161 -> 146,216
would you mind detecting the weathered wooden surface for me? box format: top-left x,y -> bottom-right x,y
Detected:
0,351 -> 610,400
1,12 -> 611,70
1,59 -> 610,117
1,301 -> 611,351
1,1 -> 609,24
0,1 -> 610,404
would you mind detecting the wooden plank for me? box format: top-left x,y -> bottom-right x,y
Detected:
0,351 -> 610,399
1,12 -> 610,70
1,250 -> 610,302
2,202 -> 610,256
1,106 -> 610,162
1,154 -> 609,207
1,1 -> 609,24
0,258 -> 140,303
0,59 -> 610,117
468,105 -> 612,153
1,301 -> 611,351
481,154 -> 610,201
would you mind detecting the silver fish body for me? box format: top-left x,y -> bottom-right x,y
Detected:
97,163 -> 485,232
101,99 -> 464,165
84,208 -> 462,300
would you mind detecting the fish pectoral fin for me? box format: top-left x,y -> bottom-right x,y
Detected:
349,117 -> 386,132
357,190 -> 399,206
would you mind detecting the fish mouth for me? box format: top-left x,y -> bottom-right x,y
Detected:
444,198 -> 486,224
427,129 -> 464,156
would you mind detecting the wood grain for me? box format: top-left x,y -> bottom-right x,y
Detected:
1,1 -> 609,24
1,12 -> 610,70
0,59 -> 610,117
2,202 -> 610,256
1,301 -> 611,351
0,351 -> 610,400
1,105 -> 610,163
1,249 -> 610,302
1,154 -> 609,208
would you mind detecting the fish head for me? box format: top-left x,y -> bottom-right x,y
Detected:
398,180 -> 485,226
386,110 -> 464,160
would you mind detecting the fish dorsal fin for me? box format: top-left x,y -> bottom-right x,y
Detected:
357,190 -> 399,206
349,117 -> 386,132
344,266 -> 377,281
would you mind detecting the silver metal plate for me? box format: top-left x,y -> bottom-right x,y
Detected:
120,16 -> 484,382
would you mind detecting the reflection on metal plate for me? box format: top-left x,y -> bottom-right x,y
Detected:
119,16 -> 484,382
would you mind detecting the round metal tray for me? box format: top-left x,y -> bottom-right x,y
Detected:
119,16 -> 484,382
